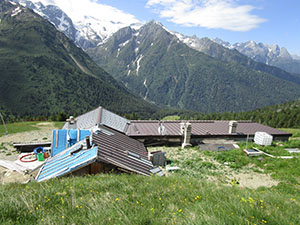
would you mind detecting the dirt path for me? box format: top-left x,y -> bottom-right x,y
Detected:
0,167 -> 32,184
229,172 -> 279,189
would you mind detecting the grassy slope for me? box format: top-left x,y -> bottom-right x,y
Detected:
280,128 -> 300,139
0,174 -> 299,225
1,137 -> 300,224
0,122 -> 40,137
0,121 -> 64,137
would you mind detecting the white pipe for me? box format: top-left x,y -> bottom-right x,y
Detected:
0,112 -> 8,135
253,147 -> 294,159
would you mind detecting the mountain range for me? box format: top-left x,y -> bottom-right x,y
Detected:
173,34 -> 300,84
213,38 -> 300,75
16,0 -> 300,76
87,21 -> 300,113
2,0 -> 300,117
0,0 -> 157,118
13,0 -> 141,50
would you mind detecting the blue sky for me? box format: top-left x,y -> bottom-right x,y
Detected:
97,0 -> 300,55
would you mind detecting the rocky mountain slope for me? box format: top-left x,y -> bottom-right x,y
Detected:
174,34 -> 300,84
13,0 -> 141,49
0,0 -> 157,118
15,0 -> 300,76
87,21 -> 300,113
213,38 -> 300,74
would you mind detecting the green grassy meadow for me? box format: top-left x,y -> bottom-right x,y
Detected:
0,122 -> 40,137
1,144 -> 300,224
1,173 -> 299,225
0,121 -> 65,137
1,124 -> 300,224
280,128 -> 300,140
52,122 -> 65,130
162,115 -> 181,120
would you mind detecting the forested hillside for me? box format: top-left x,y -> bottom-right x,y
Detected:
156,100 -> 300,128
88,21 -> 300,113
0,1 -> 157,120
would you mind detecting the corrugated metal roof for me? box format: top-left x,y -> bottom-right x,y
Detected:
126,120 -> 290,137
100,108 -> 130,133
92,126 -> 153,176
62,107 -> 130,133
62,107 -> 101,130
126,121 -> 181,136
36,142 -> 98,182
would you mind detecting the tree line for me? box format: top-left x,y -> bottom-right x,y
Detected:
1,99 -> 299,128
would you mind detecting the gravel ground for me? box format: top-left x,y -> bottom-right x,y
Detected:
0,122 -> 56,184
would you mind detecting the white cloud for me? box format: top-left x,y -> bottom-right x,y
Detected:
146,0 -> 266,31
30,0 -> 139,24
29,0 -> 141,39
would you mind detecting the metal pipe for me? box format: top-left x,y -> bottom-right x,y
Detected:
86,136 -> 91,149
0,112 -> 8,135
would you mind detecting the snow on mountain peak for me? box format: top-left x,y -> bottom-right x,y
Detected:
130,22 -> 143,30
27,0 -> 140,40
292,54 -> 300,60
9,1 -> 17,5
11,6 -> 22,16
211,38 -> 297,65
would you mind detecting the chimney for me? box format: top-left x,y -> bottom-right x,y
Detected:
180,122 -> 185,134
182,122 -> 192,148
229,121 -> 238,134
66,116 -> 77,129
158,121 -> 166,135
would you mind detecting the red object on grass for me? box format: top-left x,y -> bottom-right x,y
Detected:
19,153 -> 37,162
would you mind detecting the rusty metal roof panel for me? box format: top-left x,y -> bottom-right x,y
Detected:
92,126 -> 153,176
191,121 -> 229,135
234,122 -> 288,135
126,120 -> 290,136
165,123 -> 182,136
126,121 -> 182,136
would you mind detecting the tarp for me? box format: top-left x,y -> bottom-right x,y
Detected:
51,129 -> 91,156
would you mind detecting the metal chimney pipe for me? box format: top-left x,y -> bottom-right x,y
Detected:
229,121 -> 238,134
